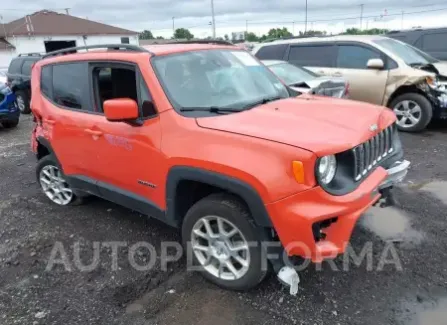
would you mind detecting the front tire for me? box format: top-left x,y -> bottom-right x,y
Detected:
182,193 -> 268,291
390,93 -> 433,132
36,155 -> 83,206
15,90 -> 31,114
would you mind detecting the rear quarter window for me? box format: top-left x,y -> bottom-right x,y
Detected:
8,59 -> 23,74
21,60 -> 37,76
254,44 -> 288,60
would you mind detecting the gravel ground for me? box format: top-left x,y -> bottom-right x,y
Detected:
1,115 -> 447,325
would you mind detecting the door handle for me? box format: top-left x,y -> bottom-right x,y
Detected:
84,129 -> 103,137
332,72 -> 343,77
317,70 -> 325,75
44,118 -> 55,125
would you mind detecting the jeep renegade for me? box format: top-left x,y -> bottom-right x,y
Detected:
30,42 -> 410,290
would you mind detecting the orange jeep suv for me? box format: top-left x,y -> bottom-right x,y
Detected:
30,42 -> 410,291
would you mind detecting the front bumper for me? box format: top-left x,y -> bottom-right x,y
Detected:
266,160 -> 410,263
379,159 -> 410,189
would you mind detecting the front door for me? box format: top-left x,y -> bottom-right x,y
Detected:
333,43 -> 389,105
86,62 -> 165,210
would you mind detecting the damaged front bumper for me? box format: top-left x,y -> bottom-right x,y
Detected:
379,159 -> 410,190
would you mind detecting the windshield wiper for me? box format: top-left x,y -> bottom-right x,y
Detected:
243,96 -> 284,110
179,106 -> 243,114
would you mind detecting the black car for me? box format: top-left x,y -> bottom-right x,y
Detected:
386,28 -> 447,61
7,53 -> 42,114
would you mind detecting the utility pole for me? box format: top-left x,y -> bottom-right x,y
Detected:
172,17 -> 175,38
304,0 -> 308,34
246,20 -> 248,34
401,11 -> 404,29
210,0 -> 216,38
360,4 -> 364,29
292,21 -> 295,36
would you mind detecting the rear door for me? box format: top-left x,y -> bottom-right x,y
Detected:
286,42 -> 337,76
39,62 -> 103,186
333,42 -> 389,105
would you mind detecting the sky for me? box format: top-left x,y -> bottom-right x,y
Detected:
1,0 -> 447,39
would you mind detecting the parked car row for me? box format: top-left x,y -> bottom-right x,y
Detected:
252,35 -> 447,132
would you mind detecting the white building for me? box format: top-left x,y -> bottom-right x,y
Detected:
0,10 -> 139,68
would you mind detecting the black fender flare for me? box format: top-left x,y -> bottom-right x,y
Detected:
166,166 -> 272,227
36,136 -> 61,164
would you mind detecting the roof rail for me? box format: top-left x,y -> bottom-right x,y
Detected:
151,39 -> 235,46
42,44 -> 152,59
18,52 -> 43,57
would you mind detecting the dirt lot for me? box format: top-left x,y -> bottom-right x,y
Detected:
1,115 -> 447,325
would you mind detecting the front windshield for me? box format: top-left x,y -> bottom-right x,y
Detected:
152,49 -> 289,111
269,63 -> 316,86
374,38 -> 430,66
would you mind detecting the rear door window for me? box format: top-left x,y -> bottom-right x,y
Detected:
255,44 -> 288,60
287,44 -> 335,67
52,63 -> 89,110
336,45 -> 381,69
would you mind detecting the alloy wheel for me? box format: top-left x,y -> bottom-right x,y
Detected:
39,165 -> 73,205
394,100 -> 422,128
191,215 -> 250,281
16,96 -> 26,113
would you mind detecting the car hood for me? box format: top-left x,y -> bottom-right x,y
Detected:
196,96 -> 394,156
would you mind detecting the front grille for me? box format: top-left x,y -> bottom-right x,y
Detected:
352,124 -> 396,181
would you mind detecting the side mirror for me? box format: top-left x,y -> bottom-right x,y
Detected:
367,58 -> 384,70
104,98 -> 139,122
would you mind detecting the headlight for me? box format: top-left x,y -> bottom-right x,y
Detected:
317,155 -> 337,184
426,76 -> 439,89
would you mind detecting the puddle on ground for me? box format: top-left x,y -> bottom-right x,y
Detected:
403,297 -> 447,325
418,181 -> 447,205
361,207 -> 424,245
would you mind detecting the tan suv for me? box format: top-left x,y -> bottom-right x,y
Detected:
253,35 -> 447,132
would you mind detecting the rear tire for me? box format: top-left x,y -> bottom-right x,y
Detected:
390,93 -> 433,132
2,119 -> 19,128
36,154 -> 84,206
15,90 -> 31,114
181,193 -> 268,291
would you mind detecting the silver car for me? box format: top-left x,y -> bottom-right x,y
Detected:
262,60 -> 349,98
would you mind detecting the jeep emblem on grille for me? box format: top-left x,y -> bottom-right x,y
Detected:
369,124 -> 378,132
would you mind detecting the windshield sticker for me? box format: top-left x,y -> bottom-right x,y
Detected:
232,51 -> 261,66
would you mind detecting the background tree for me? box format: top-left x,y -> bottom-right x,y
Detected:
156,36 -> 165,39
267,27 -> 293,39
174,28 -> 194,40
299,30 -> 327,37
244,32 -> 258,42
139,30 -> 154,40
224,34 -> 229,41
343,28 -> 389,35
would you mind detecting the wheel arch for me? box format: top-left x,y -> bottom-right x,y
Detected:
386,84 -> 430,108
166,166 -> 273,228
36,136 -> 59,163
